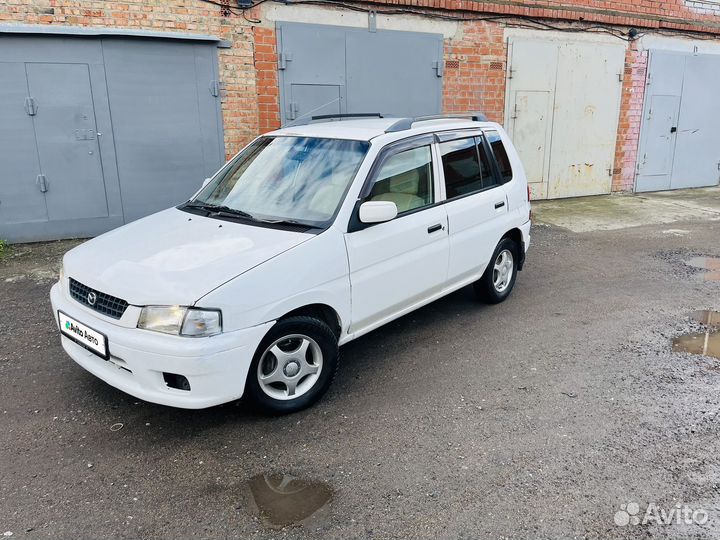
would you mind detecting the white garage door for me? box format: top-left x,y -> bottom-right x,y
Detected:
505,37 -> 625,199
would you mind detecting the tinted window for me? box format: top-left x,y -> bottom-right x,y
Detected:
439,137 -> 495,198
486,130 -> 513,183
369,146 -> 434,213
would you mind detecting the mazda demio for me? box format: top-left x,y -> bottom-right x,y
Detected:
51,113 -> 531,414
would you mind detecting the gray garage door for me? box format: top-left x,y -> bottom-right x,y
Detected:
636,50 -> 720,192
276,22 -> 443,124
0,34 -> 224,243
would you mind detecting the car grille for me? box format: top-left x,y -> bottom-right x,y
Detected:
69,278 -> 129,320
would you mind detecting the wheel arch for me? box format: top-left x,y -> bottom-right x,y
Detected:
501,228 -> 526,270
278,303 -> 343,339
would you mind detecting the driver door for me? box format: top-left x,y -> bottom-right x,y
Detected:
344,137 -> 449,336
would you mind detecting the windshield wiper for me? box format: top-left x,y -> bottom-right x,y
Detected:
183,202 -> 255,220
256,218 -> 322,230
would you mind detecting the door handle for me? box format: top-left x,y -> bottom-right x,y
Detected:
427,224 -> 443,234
670,126 -> 677,133
494,201 -> 505,209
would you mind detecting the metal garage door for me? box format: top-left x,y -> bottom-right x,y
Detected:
276,22 -> 443,124
505,38 -> 625,199
0,34 -> 224,243
636,50 -> 720,192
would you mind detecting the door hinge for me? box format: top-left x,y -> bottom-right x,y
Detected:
278,51 -> 293,70
36,174 -> 48,193
209,80 -> 224,97
24,96 -> 38,116
287,102 -> 298,120
433,60 -> 444,78
368,10 -> 377,32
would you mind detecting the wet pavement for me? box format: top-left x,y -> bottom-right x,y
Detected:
1,208 -> 720,539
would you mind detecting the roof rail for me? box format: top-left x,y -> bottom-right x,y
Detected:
285,113 -> 387,128
385,112 -> 488,133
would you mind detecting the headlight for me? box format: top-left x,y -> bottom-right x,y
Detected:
137,306 -> 222,337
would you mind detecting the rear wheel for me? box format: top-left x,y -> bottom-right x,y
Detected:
474,237 -> 519,304
246,316 -> 339,415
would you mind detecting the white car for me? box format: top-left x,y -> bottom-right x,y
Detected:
50,114 -> 531,414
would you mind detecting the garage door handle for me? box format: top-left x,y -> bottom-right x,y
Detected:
427,224 -> 443,234
494,201 -> 505,209
36,174 -> 48,193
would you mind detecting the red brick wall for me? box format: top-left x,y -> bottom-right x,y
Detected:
253,26 -> 281,133
613,43 -> 649,192
363,0 -> 720,35
443,21 -> 507,123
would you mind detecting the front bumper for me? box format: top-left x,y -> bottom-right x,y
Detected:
50,282 -> 274,409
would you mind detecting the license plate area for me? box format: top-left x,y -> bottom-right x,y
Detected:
58,310 -> 109,360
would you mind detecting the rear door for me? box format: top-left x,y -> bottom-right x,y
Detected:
439,132 -> 508,285
344,137 -> 449,335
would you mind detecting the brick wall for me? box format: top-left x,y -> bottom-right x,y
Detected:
363,0 -> 720,35
612,43 -> 648,192
443,21 -> 507,123
253,25 -> 281,134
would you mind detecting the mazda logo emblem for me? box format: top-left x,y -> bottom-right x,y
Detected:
87,292 -> 97,306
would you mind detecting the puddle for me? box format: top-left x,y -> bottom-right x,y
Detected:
246,473 -> 333,528
673,311 -> 720,360
690,310 -> 720,328
672,331 -> 720,360
685,257 -> 720,282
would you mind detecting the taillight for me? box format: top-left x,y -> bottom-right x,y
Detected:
527,185 -> 532,221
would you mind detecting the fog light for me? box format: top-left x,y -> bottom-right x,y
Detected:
163,372 -> 191,391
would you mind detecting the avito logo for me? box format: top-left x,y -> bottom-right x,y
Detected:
65,321 -> 100,347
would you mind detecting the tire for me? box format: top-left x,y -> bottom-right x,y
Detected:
474,237 -> 519,304
245,316 -> 339,415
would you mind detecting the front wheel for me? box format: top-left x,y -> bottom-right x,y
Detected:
245,316 -> 339,415
474,237 -> 519,304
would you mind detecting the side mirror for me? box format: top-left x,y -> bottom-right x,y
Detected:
202,177 -> 212,188
359,201 -> 398,224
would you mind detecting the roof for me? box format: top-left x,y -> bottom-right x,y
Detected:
266,117 -> 498,143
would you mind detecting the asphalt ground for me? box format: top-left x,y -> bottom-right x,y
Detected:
1,214 -> 719,539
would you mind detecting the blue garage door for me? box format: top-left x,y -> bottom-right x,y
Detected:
0,34 -> 224,243
276,22 -> 444,125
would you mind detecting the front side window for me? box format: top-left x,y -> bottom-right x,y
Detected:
439,136 -> 495,199
192,136 -> 369,227
368,146 -> 434,214
486,130 -> 513,184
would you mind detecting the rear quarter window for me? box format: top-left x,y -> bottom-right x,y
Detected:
486,130 -> 513,184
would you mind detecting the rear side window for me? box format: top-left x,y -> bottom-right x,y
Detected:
439,136 -> 495,199
368,146 -> 434,214
486,130 -> 513,184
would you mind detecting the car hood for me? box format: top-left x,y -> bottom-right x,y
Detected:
63,208 -> 313,306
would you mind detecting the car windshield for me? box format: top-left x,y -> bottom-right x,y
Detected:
191,136 -> 370,228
